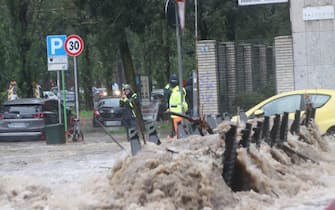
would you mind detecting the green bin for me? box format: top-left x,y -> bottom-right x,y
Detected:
45,123 -> 65,144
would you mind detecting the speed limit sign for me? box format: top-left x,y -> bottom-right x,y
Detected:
65,35 -> 84,56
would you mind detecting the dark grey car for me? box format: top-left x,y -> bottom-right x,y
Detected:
0,98 -> 61,142
93,97 -> 123,127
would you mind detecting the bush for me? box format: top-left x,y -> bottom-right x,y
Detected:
0,90 -> 7,105
233,91 -> 266,112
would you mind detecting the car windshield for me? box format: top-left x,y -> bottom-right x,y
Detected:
4,105 -> 42,114
98,98 -> 120,108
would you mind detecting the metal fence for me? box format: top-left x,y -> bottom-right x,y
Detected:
198,40 -> 276,115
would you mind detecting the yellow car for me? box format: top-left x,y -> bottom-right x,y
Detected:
233,89 -> 335,136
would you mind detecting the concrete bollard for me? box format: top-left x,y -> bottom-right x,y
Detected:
128,128 -> 141,155
177,121 -> 188,139
147,123 -> 161,145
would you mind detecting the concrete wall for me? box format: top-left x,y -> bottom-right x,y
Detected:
291,1 -> 335,89
274,36 -> 294,93
197,40 -> 220,115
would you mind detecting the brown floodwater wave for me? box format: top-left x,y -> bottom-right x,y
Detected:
89,121 -> 335,210
1,120 -> 335,210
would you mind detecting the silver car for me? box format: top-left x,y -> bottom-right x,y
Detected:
0,98 -> 61,142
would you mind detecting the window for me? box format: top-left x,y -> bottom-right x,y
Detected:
260,94 -> 302,116
98,98 -> 120,108
44,100 -> 58,113
5,105 -> 42,114
304,94 -> 330,109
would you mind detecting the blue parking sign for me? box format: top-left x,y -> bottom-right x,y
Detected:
47,35 -> 67,57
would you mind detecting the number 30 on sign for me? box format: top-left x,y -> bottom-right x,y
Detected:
65,35 -> 84,57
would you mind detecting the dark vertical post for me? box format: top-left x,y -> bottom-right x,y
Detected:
240,122 -> 251,150
222,125 -> 237,187
270,114 -> 281,147
290,110 -> 301,134
253,121 -> 263,149
263,116 -> 270,144
280,112 -> 289,143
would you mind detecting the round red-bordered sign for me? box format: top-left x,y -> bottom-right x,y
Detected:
64,35 -> 84,56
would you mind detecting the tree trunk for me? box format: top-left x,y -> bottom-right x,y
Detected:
82,40 -> 94,110
15,1 -> 32,97
162,20 -> 171,82
119,28 -> 146,144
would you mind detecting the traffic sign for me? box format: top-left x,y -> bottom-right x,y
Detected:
46,35 -> 68,71
238,0 -> 288,6
165,0 -> 176,28
47,35 -> 67,57
65,35 -> 84,57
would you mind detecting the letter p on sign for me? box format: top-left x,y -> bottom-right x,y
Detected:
47,35 -> 67,57
51,38 -> 63,54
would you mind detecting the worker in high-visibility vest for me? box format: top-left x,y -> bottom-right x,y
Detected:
120,84 -> 139,136
168,75 -> 188,139
7,80 -> 18,101
164,75 -> 175,137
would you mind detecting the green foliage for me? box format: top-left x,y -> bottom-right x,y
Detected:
235,4 -> 291,42
79,110 -> 92,118
233,79 -> 276,113
261,81 -> 276,98
0,0 -> 290,106
233,91 -> 266,112
0,91 -> 7,105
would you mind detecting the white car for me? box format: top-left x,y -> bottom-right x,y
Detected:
43,91 -> 58,100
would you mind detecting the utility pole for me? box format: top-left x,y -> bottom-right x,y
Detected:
193,0 -> 199,117
175,1 -> 185,114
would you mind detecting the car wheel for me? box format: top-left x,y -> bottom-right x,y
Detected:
73,130 -> 84,142
326,127 -> 335,138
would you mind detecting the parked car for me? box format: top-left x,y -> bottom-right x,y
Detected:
92,87 -> 107,101
93,97 -> 123,127
50,87 -> 75,108
232,89 -> 335,136
43,91 -> 58,100
0,98 -> 65,141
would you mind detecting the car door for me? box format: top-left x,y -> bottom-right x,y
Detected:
304,93 -> 332,131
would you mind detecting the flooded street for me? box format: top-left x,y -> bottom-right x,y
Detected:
0,130 -> 129,209
1,123 -> 335,210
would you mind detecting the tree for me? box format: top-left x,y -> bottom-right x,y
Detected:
0,0 -> 290,107
2,0 -> 74,97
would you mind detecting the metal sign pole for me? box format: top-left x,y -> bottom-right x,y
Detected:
57,70 -> 62,123
193,0 -> 199,117
192,70 -> 198,117
61,70 -> 67,131
175,2 -> 184,114
73,56 -> 80,121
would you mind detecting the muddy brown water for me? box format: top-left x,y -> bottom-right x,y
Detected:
0,121 -> 335,210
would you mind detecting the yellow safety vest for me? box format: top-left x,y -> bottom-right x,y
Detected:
164,83 -> 170,89
120,93 -> 137,117
169,86 -> 188,118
